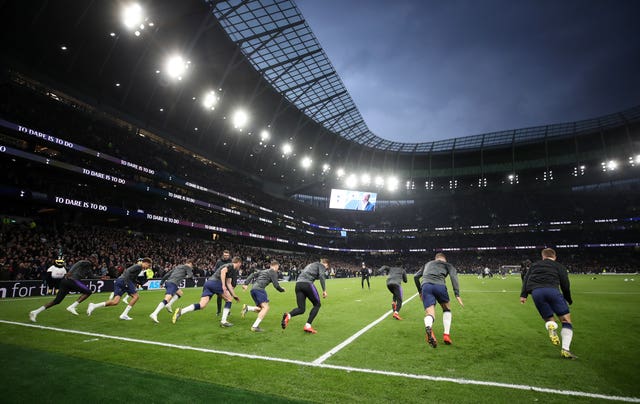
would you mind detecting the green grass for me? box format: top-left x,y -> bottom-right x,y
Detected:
1,275 -> 639,402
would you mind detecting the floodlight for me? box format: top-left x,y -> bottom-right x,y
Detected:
361,173 -> 371,186
387,176 -> 399,191
607,160 -> 618,170
202,90 -> 218,110
375,176 -> 384,187
336,168 -> 345,178
122,4 -> 143,30
301,156 -> 312,169
346,174 -> 358,189
232,110 -> 249,129
260,130 -> 270,141
636,155 -> 640,164
281,143 -> 293,155
322,164 -> 330,173
165,55 -> 188,80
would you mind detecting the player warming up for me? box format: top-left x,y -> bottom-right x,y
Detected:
149,259 -> 194,323
240,260 -> 286,332
520,248 -> 577,359
281,258 -> 329,334
380,264 -> 407,320
87,258 -> 152,320
214,250 -> 232,316
29,255 -> 99,322
172,256 -> 241,327
414,253 -> 464,348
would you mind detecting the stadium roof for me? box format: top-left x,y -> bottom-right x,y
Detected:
210,0 -> 640,153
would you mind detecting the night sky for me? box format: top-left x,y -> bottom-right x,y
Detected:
297,0 -> 640,143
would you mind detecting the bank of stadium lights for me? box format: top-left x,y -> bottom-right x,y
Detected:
336,168 -> 345,178
300,156 -> 312,169
164,55 -> 190,81
232,109 -> 249,130
361,174 -> 371,186
345,174 -> 358,189
387,176 -> 399,191
375,176 -> 384,187
122,3 -> 154,36
601,160 -> 618,172
629,155 -> 640,167
322,164 -> 330,173
507,174 -> 519,184
281,143 -> 293,156
202,90 -> 219,111
260,130 -> 270,142
573,165 -> 586,177
478,177 -> 487,187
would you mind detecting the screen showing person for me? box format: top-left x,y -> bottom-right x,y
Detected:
329,189 -> 377,211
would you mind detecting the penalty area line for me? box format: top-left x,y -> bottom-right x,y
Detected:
0,320 -> 638,403
312,292 -> 420,365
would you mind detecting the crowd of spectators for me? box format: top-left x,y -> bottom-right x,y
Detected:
2,222 -> 638,285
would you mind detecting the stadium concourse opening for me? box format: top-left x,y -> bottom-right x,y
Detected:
1,1 -> 640,403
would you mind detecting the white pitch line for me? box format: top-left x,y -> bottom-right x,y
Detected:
0,320 -> 638,403
313,292 -> 420,365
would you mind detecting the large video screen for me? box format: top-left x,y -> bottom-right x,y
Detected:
329,189 -> 377,211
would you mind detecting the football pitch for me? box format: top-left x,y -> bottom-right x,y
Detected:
1,274 -> 639,403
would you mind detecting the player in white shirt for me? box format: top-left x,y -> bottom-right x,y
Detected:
46,259 -> 67,295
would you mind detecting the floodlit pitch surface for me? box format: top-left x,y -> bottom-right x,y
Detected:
1,274 -> 639,403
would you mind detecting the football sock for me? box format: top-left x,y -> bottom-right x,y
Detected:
222,307 -> 231,322
424,315 -> 434,328
252,318 -> 262,328
167,295 -> 180,308
443,310 -> 452,334
561,322 -> 573,351
182,304 -> 197,314
94,302 -> 106,309
152,301 -> 165,316
247,305 -> 259,312
68,301 -> 79,309
34,306 -> 46,315
122,305 -> 132,316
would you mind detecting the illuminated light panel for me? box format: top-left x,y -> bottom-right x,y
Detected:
232,109 -> 249,129
202,90 -> 219,110
122,4 -> 143,29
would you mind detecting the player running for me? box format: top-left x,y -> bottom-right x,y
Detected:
214,250 -> 232,316
281,258 -> 329,334
240,260 -> 286,332
414,253 -> 464,348
380,264 -> 407,320
86,258 -> 152,320
149,259 -> 194,323
520,248 -> 577,359
172,256 -> 241,327
29,255 -> 99,322
45,258 -> 67,295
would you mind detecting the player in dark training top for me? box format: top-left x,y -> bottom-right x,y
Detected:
380,264 -> 407,320
240,260 -> 286,332
281,258 -> 329,334
149,259 -> 194,323
29,255 -> 99,322
87,258 -> 152,320
414,253 -> 464,347
521,248 -> 577,359
214,250 -> 232,316
361,262 -> 371,290
172,257 -> 241,327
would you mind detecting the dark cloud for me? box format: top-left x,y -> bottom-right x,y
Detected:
297,0 -> 640,142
